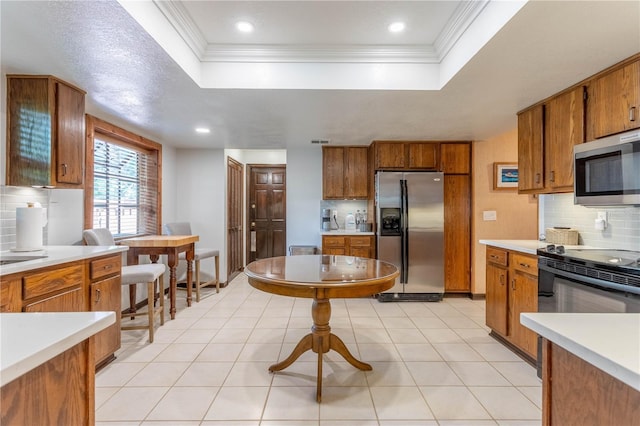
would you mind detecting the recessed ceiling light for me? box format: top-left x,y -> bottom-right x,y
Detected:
195,127 -> 210,134
388,22 -> 406,33
236,21 -> 254,33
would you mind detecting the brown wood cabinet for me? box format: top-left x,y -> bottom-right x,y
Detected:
1,338 -> 95,426
372,141 -> 439,170
6,75 -> 86,188
544,86 -> 585,191
89,254 -> 122,366
517,105 -> 545,192
0,253 -> 123,367
587,59 -> 640,140
322,235 -> 375,258
322,146 -> 368,199
440,142 -> 471,174
485,246 -> 538,360
444,174 -> 470,292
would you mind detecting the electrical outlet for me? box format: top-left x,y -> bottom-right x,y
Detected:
483,210 -> 497,221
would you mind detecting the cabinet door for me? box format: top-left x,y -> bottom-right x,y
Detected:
440,143 -> 471,174
486,263 -> 508,336
349,236 -> 372,258
55,81 -> 85,185
345,147 -> 368,198
6,77 -> 52,187
510,270 -> 539,358
545,87 -> 585,191
587,60 -> 640,139
375,142 -> 406,169
24,287 -> 85,312
0,278 -> 22,312
408,143 -> 438,169
91,276 -> 122,365
444,175 -> 470,292
322,146 -> 345,199
517,105 -> 545,192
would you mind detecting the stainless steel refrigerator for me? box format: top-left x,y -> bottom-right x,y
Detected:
376,171 -> 444,301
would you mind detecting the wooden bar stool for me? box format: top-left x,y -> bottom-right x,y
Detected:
163,222 -> 220,302
83,228 -> 166,342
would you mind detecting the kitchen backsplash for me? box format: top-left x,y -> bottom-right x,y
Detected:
320,200 -> 368,231
0,186 -> 50,251
541,193 -> 640,251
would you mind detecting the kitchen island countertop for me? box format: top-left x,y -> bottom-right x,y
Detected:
0,245 -> 128,276
0,311 -> 115,386
521,313 -> 640,391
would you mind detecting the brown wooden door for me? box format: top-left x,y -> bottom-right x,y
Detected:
248,165 -> 286,262
545,86 -> 585,191
440,143 -> 471,174
322,146 -> 345,199
408,142 -> 438,169
227,157 -> 244,280
345,147 -> 369,198
517,105 -> 545,192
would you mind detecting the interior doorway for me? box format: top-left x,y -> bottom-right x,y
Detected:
227,156 -> 244,282
247,164 -> 287,262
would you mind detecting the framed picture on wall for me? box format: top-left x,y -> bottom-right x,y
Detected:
493,163 -> 519,190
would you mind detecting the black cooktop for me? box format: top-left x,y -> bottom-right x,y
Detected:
538,245 -> 640,271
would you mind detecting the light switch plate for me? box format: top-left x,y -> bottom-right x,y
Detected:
483,210 -> 497,221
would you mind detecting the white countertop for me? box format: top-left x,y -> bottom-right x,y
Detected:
521,313 -> 640,391
479,239 -> 545,254
0,245 -> 128,276
321,230 -> 375,236
0,311 -> 115,386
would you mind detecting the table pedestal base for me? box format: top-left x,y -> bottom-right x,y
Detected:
268,298 -> 371,402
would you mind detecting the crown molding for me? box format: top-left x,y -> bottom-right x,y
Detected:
155,0 -> 487,64
434,0 -> 490,61
201,44 -> 439,63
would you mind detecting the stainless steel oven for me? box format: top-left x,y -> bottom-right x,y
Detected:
536,245 -> 640,376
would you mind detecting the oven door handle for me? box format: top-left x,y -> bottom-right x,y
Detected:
538,264 -> 640,296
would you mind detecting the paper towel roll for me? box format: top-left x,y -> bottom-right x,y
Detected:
16,207 -> 45,251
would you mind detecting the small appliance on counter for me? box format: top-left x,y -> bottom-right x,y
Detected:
321,208 -> 331,231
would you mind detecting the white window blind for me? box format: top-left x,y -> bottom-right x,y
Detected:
92,134 -> 158,237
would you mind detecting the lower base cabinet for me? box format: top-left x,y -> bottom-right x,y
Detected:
485,246 -> 538,360
322,235 -> 375,258
1,338 -> 95,425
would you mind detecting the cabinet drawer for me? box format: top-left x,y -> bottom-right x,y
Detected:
487,247 -> 508,266
511,253 -> 538,276
90,255 -> 121,280
323,236 -> 346,247
23,264 -> 84,300
349,236 -> 371,247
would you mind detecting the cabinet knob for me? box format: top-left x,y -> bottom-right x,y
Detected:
549,171 -> 555,183
511,279 -> 516,290
61,163 -> 68,176
519,262 -> 531,269
95,288 -> 101,303
535,173 -> 541,184
630,106 -> 636,122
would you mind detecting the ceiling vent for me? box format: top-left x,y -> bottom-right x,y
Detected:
310,139 -> 330,145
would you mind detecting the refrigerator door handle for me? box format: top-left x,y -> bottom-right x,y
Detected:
399,179 -> 406,284
403,179 -> 409,282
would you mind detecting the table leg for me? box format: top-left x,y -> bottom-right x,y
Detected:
270,297 -> 371,402
185,244 -> 194,307
167,251 -> 177,320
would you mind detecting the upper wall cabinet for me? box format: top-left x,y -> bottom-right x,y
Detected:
518,87 -> 585,194
372,141 -> 439,170
586,59 -> 640,140
440,142 -> 471,174
6,75 -> 86,188
517,105 -> 545,193
322,146 -> 368,199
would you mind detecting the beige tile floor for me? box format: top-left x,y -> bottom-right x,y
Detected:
96,273 -> 542,425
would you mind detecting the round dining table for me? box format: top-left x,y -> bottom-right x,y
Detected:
244,254 -> 399,402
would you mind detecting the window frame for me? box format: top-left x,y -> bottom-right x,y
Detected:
84,114 -> 162,238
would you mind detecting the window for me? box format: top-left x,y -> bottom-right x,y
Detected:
84,115 -> 162,237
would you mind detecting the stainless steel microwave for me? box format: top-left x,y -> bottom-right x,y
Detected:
574,130 -> 640,206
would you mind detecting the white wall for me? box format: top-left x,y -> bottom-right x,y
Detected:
286,147 -> 323,249
174,148 -> 226,283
